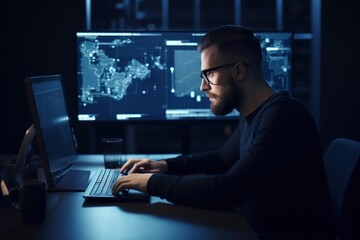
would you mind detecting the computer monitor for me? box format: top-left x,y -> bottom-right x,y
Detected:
76,31 -> 292,122
24,75 -> 90,191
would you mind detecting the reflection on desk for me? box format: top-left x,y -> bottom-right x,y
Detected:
1,154 -> 258,240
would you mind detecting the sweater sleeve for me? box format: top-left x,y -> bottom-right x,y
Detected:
147,173 -> 241,210
147,149 -> 254,210
147,125 -> 244,210
165,151 -> 227,175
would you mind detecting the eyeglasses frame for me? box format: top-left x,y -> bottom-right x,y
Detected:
200,62 -> 248,85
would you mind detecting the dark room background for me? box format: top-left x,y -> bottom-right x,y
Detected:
1,0 -> 359,155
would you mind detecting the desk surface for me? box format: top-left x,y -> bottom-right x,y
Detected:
1,154 -> 258,240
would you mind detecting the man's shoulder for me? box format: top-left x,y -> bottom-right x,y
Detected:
270,90 -> 296,102
267,91 -> 307,111
257,90 -> 315,125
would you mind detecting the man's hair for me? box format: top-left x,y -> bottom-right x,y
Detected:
198,25 -> 262,65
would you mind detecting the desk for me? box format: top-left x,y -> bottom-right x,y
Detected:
1,154 -> 258,240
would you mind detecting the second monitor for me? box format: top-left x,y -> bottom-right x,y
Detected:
76,31 -> 292,122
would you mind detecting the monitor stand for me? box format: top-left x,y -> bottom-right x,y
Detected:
14,124 -> 35,174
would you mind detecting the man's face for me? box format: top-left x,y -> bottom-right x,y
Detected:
200,46 -> 240,116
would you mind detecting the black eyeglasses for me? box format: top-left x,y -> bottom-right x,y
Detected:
200,62 -> 244,85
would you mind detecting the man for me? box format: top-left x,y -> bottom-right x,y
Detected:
113,25 -> 335,237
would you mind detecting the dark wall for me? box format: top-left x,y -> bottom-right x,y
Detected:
1,1 -> 360,154
321,0 -> 360,148
1,1 -> 85,153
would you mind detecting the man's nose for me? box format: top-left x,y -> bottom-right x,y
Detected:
200,78 -> 210,92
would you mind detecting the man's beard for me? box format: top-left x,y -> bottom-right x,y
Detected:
210,84 -> 239,116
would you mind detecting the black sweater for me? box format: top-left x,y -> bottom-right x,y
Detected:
148,91 -> 335,235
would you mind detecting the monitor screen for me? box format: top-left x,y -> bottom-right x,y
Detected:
24,75 -> 78,189
76,31 -> 292,122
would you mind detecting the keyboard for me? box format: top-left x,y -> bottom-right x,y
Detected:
83,168 -> 148,201
89,169 -> 120,196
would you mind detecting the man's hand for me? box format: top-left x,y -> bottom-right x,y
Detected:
112,173 -> 152,196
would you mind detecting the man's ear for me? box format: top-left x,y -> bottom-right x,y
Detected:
232,62 -> 247,82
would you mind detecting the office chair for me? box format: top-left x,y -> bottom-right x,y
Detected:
324,138 -> 360,240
